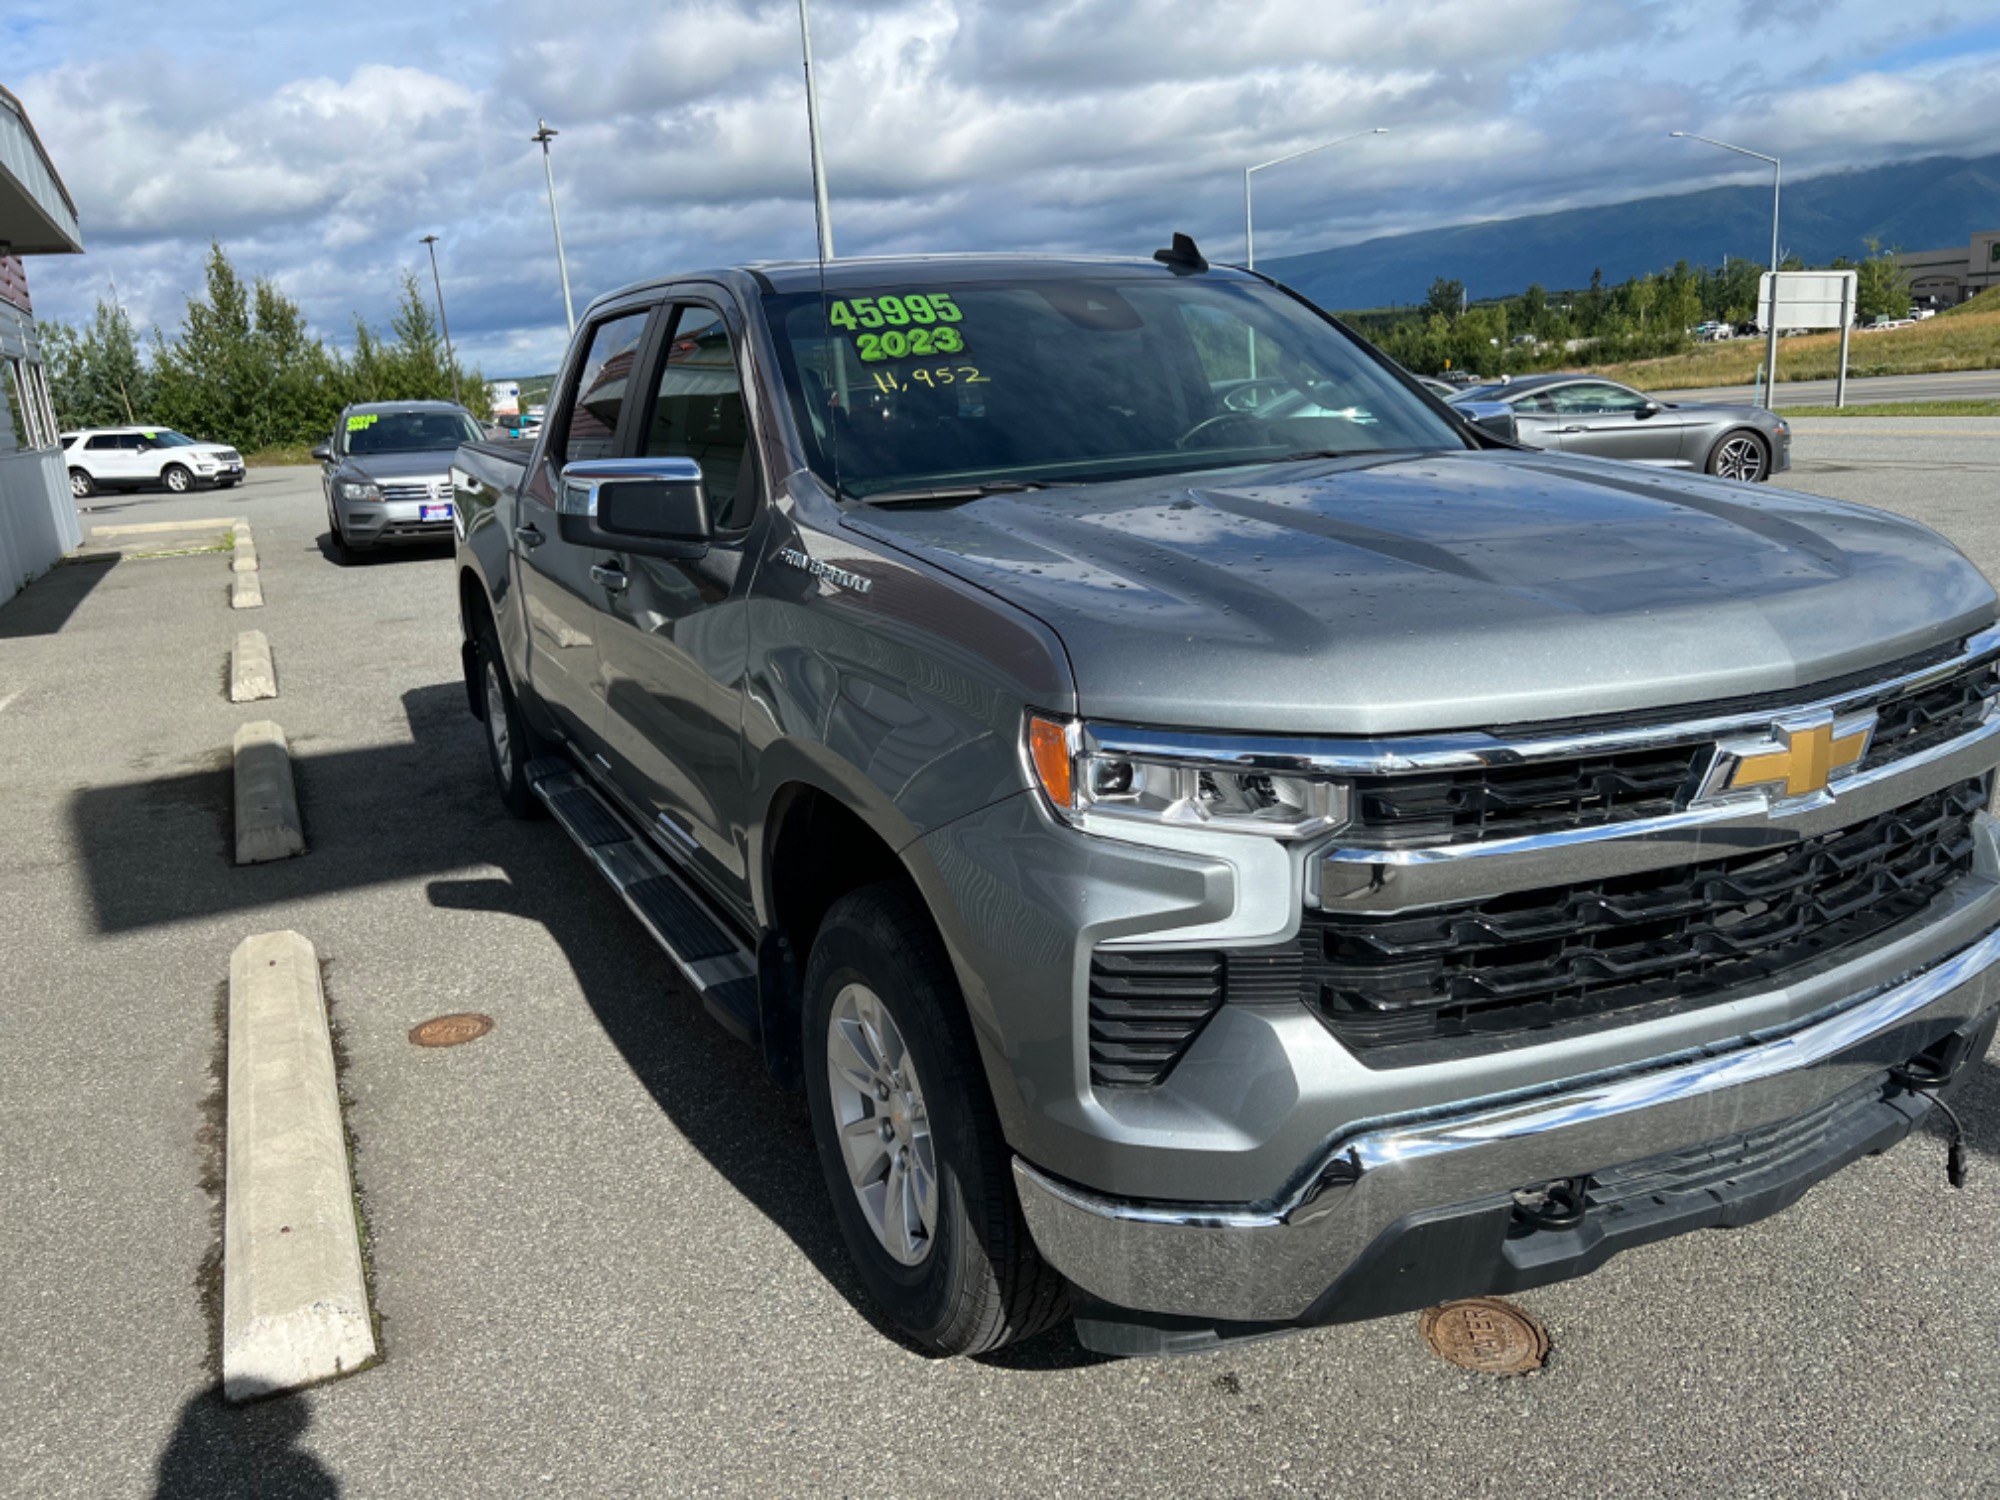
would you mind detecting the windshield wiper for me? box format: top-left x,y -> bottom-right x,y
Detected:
855,480 -> 1047,508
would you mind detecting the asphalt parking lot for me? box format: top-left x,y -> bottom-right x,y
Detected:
3,428 -> 1998,1498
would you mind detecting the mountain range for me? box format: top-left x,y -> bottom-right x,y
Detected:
1259,153 -> 2000,310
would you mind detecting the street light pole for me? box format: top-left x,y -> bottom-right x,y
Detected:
797,0 -> 835,260
532,119 -> 577,335
1243,127 -> 1388,270
418,234 -> 461,407
1672,131 -> 1780,409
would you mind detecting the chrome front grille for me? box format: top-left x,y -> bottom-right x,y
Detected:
379,479 -> 447,503
1088,629 -> 2000,1087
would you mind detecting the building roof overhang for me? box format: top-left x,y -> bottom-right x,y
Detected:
0,83 -> 81,255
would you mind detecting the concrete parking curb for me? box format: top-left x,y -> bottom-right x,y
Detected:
231,569 -> 264,609
230,630 -> 278,703
232,541 -> 258,574
233,720 -> 304,864
223,931 -> 377,1401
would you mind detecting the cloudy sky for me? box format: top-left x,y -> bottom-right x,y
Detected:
10,0 -> 2000,374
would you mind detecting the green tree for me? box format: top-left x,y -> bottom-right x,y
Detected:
39,298 -> 150,428
1854,239 -> 1910,322
1425,276 -> 1465,323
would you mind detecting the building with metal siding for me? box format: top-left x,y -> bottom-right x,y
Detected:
1895,230 -> 2000,309
0,82 -> 83,609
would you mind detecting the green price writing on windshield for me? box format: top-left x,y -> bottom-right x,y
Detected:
829,292 -> 963,331
346,414 -> 378,432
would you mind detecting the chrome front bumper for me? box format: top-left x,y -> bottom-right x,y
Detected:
1015,920 -> 2000,1324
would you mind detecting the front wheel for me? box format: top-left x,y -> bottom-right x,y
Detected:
1707,430 -> 1770,483
69,468 -> 95,499
161,463 -> 193,494
804,884 -> 1067,1355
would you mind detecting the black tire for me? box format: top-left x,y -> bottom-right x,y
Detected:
803,883 -> 1067,1355
1706,429 -> 1770,483
69,467 -> 96,500
325,500 -> 359,566
474,618 -> 544,819
162,463 -> 193,494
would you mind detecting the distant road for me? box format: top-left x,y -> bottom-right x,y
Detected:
1654,368 -> 2000,407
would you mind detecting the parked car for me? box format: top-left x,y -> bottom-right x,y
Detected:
311,400 -> 485,563
1450,372 -> 1790,482
61,426 -> 243,499
452,249 -> 1999,1358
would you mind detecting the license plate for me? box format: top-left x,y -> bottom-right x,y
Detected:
421,503 -> 453,521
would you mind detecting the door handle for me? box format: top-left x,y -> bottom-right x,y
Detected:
590,561 -> 629,593
515,524 -> 545,548
1556,425 -> 1587,434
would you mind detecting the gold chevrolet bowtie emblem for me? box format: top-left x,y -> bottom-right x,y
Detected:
1726,714 -> 1875,799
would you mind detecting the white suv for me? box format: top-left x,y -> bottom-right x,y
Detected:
61,427 -> 245,499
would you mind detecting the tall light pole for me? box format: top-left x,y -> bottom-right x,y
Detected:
418,234 -> 461,406
797,0 -> 835,260
1244,127 -> 1388,270
532,119 -> 576,335
1672,131 -> 1780,409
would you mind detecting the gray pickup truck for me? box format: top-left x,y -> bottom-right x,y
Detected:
452,246 -> 2000,1357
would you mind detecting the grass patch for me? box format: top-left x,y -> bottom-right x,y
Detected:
241,444 -> 318,468
1597,306 -> 2000,391
1780,400 -> 2000,418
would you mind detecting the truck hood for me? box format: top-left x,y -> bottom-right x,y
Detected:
844,449 -> 1997,735
342,449 -> 457,482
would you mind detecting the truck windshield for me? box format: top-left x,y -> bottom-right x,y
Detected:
763,275 -> 1472,498
343,410 -> 483,455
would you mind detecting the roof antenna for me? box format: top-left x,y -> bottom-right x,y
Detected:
796,0 -> 843,497
1153,232 -> 1209,275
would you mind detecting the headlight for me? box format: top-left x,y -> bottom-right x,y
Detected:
1027,715 -> 1348,839
339,480 -> 382,502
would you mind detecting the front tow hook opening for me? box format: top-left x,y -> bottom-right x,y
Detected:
1510,1178 -> 1589,1233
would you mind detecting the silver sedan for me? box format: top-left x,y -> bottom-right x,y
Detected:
1450,374 -> 1790,482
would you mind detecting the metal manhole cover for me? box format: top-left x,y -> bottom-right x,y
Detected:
1418,1298 -> 1549,1375
409,1013 -> 494,1048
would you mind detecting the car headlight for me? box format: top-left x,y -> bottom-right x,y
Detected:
1027,715 -> 1348,839
339,480 -> 382,502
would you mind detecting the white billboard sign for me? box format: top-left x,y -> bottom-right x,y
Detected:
1757,270 -> 1858,331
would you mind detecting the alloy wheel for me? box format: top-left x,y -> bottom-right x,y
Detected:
69,470 -> 91,499
826,982 -> 938,1266
164,466 -> 191,493
1714,436 -> 1766,482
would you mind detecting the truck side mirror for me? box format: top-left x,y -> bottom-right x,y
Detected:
1455,401 -> 1518,444
558,458 -> 711,558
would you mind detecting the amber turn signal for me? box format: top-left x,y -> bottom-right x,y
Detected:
1027,715 -> 1075,810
